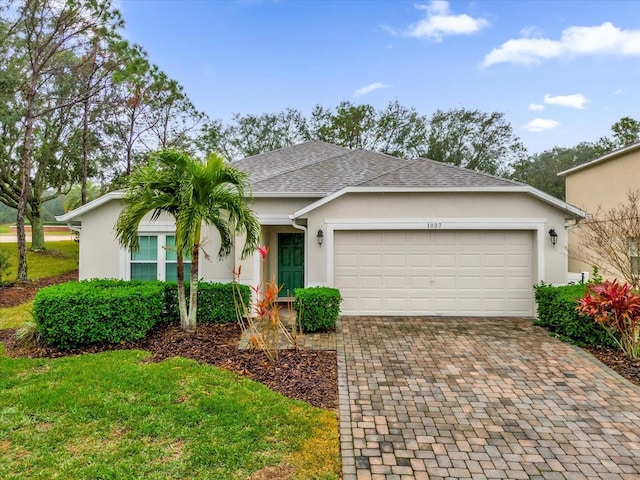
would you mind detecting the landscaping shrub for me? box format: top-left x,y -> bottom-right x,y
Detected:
294,287 -> 342,333
164,281 -> 250,324
33,280 -> 165,349
577,280 -> 640,358
534,282 -> 615,347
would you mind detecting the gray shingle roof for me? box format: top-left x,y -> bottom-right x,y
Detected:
234,141 -> 524,194
360,158 -> 520,188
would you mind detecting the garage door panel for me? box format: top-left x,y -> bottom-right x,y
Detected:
408,254 -> 431,267
335,230 -> 533,316
433,254 -> 456,267
458,254 -> 482,267
335,253 -> 358,268
457,232 -> 481,245
360,296 -> 383,311
408,275 -> 431,288
384,254 -> 407,267
338,275 -> 358,289
508,254 -> 531,268
483,232 -> 506,245
360,254 -> 382,267
360,275 -> 383,288
407,231 -> 431,245
484,254 -> 506,267
458,276 -> 481,289
433,232 -> 456,245
385,276 -> 406,289
360,232 -> 382,246
433,276 -> 456,289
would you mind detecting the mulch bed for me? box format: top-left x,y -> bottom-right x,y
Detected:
0,271 -> 337,410
0,323 -> 338,410
4,272 -> 640,410
0,270 -> 79,308
583,345 -> 640,386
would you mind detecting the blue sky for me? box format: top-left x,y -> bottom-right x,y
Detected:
118,0 -> 640,154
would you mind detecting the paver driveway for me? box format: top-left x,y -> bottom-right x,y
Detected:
337,317 -> 640,480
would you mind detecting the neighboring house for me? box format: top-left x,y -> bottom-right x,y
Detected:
559,141 -> 640,278
58,141 -> 584,317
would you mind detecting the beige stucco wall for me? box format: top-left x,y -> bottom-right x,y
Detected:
77,190 -> 574,291
565,148 -> 640,275
301,191 -> 571,287
77,199 -> 234,282
78,200 -> 123,280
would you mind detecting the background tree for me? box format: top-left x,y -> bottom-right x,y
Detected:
63,181 -> 100,212
595,116 -> 640,156
309,101 -> 377,150
511,142 -> 599,200
0,0 -> 122,281
223,108 -> 308,159
425,108 -> 525,176
575,190 -> 640,288
307,100 -> 428,158
115,150 -> 260,333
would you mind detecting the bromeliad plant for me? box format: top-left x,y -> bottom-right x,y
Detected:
576,280 -> 640,359
233,246 -> 297,363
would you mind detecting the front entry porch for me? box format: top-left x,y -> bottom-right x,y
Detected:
260,226 -> 305,299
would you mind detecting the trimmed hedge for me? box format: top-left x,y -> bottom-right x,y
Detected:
164,281 -> 250,324
534,283 -> 615,347
33,280 -> 165,350
294,287 -> 342,333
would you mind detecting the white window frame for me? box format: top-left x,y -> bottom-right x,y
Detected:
121,227 -> 194,281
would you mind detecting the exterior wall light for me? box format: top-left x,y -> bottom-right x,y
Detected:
317,229 -> 324,246
548,228 -> 558,246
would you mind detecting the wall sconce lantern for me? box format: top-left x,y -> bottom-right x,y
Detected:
548,228 -> 558,246
317,229 -> 324,246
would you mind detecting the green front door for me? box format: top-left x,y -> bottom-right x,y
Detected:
278,233 -> 304,296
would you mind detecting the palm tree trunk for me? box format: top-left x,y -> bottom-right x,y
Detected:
176,253 -> 189,331
186,224 -> 201,333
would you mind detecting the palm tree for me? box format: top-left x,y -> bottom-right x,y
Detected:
115,149 -> 260,332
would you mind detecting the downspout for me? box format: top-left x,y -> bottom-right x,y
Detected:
290,215 -> 308,288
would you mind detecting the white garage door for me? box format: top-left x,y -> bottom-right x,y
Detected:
334,230 -> 533,317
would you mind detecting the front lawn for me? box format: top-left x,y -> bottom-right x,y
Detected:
0,240 -> 78,281
0,301 -> 33,330
0,346 -> 339,480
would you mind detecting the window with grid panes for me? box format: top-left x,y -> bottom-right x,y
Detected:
130,235 -> 192,281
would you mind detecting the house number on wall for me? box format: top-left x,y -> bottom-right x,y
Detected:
425,222 -> 443,229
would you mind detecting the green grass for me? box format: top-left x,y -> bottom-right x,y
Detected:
0,224 -> 9,234
0,347 -> 340,480
0,240 -> 78,282
0,301 -> 33,330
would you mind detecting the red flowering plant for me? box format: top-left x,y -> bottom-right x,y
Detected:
232,246 -> 296,363
576,280 -> 640,359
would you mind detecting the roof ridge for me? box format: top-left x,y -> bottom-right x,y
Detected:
353,156 -> 417,187
248,146 -> 357,186
417,156 -> 524,186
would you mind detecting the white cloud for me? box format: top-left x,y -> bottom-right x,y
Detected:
402,1 -> 489,42
354,82 -> 389,98
520,26 -> 544,38
523,118 -> 560,132
614,89 -> 624,95
529,103 -> 545,111
484,22 -> 640,66
544,93 -> 589,109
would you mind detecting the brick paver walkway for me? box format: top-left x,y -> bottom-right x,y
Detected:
337,317 -> 640,480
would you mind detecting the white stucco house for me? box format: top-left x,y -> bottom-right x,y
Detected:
57,141 -> 584,317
